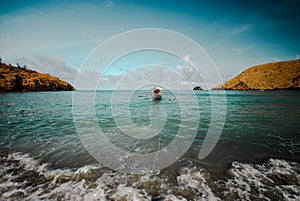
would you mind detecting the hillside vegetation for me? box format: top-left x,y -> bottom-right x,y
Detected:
0,63 -> 75,92
213,59 -> 300,90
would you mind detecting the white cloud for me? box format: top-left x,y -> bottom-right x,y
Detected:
235,49 -> 244,54
229,24 -> 252,36
15,56 -> 104,90
94,61 -> 205,90
234,46 -> 253,54
181,54 -> 199,68
273,57 -> 281,61
296,55 -> 300,59
13,55 -> 78,86
182,54 -> 191,63
7,49 -> 222,90
75,69 -> 102,90
9,56 -> 204,90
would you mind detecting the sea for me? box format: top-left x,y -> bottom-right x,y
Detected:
0,90 -> 299,201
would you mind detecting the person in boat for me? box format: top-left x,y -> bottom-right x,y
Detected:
153,87 -> 161,95
153,87 -> 162,100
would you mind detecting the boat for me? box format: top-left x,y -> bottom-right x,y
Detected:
152,94 -> 162,101
153,86 -> 162,101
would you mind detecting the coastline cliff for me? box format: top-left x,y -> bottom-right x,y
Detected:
0,63 -> 75,92
213,59 -> 300,90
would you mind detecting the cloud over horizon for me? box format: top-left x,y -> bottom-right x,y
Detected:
13,55 -> 78,86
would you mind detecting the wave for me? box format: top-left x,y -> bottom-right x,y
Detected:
215,159 -> 300,201
0,152 -> 299,201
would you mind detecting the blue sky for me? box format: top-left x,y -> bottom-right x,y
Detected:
0,0 -> 299,89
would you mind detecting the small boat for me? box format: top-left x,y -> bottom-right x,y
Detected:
152,94 -> 162,101
153,87 -> 162,101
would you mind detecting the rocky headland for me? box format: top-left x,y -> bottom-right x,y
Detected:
0,63 -> 75,92
213,59 -> 300,90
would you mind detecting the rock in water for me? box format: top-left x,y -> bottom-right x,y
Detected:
193,86 -> 202,90
0,63 -> 75,92
213,59 -> 300,90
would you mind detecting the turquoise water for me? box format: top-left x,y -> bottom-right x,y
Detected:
0,90 -> 299,200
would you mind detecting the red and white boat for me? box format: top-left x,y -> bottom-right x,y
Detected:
153,87 -> 162,101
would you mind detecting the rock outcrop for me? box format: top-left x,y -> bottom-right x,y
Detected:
193,86 -> 202,90
213,59 -> 300,90
0,63 -> 75,92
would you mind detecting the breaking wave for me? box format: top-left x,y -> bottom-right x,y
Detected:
1,152 -> 299,201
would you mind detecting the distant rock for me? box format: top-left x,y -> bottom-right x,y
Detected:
213,59 -> 300,90
193,86 -> 202,90
0,63 -> 75,92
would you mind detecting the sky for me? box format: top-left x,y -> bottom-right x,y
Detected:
0,0 -> 299,89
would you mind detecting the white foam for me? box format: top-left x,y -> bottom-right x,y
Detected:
222,158 -> 300,201
35,179 -> 107,201
1,152 -> 299,201
278,185 -> 300,200
112,184 -> 150,201
0,153 -> 220,201
75,164 -> 103,174
3,188 -> 27,198
1,152 -> 107,200
176,166 -> 220,201
164,194 -> 188,201
0,181 -> 19,190
7,152 -> 42,172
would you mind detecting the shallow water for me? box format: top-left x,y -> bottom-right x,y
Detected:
0,90 -> 299,200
